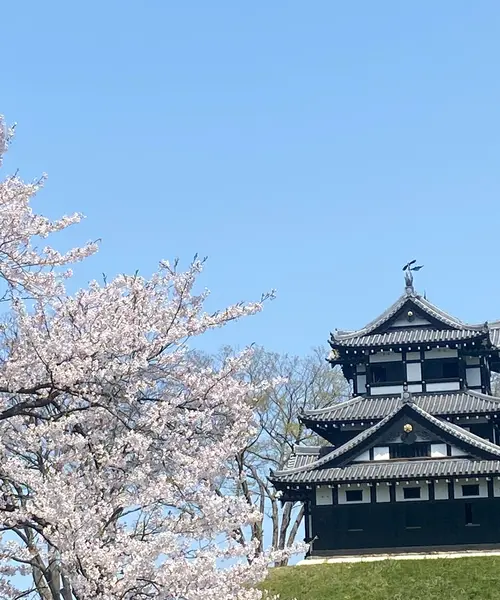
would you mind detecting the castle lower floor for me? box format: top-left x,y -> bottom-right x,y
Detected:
299,545 -> 500,562
310,497 -> 500,555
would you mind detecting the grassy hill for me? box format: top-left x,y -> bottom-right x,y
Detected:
260,556 -> 500,600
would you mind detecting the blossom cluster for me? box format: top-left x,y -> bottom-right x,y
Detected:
0,117 -> 299,599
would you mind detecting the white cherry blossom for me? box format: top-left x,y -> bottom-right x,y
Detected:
0,117 -> 299,599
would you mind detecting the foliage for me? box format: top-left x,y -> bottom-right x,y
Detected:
491,372 -> 500,397
0,116 -> 297,599
198,346 -> 348,566
261,557 -> 500,600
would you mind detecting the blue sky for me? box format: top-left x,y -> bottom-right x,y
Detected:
3,1 -> 500,356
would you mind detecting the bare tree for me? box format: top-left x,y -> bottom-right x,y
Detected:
491,372 -> 500,397
198,346 -> 349,566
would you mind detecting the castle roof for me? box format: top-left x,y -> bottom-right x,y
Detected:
300,390 -> 500,424
271,400 -> 500,486
329,289 -> 500,351
271,457 -> 500,485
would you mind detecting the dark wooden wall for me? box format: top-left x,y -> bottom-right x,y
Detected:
311,498 -> 500,554
467,422 -> 495,442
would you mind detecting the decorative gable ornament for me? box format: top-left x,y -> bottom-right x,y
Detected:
401,386 -> 413,404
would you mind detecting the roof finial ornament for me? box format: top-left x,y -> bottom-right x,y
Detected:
402,260 -> 424,293
401,385 -> 413,404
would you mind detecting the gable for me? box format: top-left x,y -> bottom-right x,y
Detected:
332,292 -> 486,345
386,310 -> 431,329
316,402 -> 500,470
373,300 -> 448,333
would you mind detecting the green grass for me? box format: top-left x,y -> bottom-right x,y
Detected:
260,557 -> 500,600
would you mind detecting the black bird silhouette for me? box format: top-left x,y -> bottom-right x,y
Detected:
402,259 -> 416,271
403,260 -> 424,272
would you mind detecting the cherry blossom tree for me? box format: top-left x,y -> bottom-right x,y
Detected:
196,346 -> 347,566
0,116 -> 296,599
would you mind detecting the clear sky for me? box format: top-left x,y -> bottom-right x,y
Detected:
3,1 -> 500,356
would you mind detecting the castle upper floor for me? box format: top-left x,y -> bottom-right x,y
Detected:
328,284 -> 500,397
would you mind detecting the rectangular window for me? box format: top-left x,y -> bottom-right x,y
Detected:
345,490 -> 363,502
462,484 -> 480,497
403,487 -> 421,500
389,443 -> 430,459
423,358 -> 459,381
371,362 -> 404,384
465,502 -> 479,526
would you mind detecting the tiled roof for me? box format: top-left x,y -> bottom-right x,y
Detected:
285,446 -> 328,470
299,408 -> 401,470
410,403 -> 500,456
299,402 -> 500,471
272,401 -> 500,485
331,328 -> 487,348
301,391 -> 500,423
282,446 -> 330,471
272,458 -> 500,484
333,291 -> 483,342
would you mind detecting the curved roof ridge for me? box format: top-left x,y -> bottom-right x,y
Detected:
274,405 -> 401,476
300,390 -> 500,423
274,401 -> 500,478
333,292 -> 408,340
293,445 -> 325,455
408,403 -> 500,456
444,419 -> 500,455
467,389 -> 500,403
413,296 -> 485,330
332,291 -> 488,341
301,396 -> 363,417
271,458 -> 500,485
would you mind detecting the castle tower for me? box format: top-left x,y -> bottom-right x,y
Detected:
271,276 -> 500,556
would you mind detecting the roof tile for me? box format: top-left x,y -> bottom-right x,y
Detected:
272,459 -> 500,484
302,391 -> 500,422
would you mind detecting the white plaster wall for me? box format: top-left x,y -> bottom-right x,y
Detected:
451,445 -> 467,457
356,374 -> 367,393
376,485 -> 391,503
315,486 -> 333,506
406,352 -> 421,361
408,383 -> 423,393
406,362 -> 422,382
370,352 -> 403,363
395,483 -> 429,502
434,480 -> 449,500
454,479 -> 488,499
431,443 -> 448,458
352,449 -> 370,462
391,316 -> 431,327
426,381 -> 460,392
425,348 -> 458,359
465,356 -> 480,366
356,364 -> 366,373
387,434 -> 428,444
494,479 -> 500,497
338,484 -> 371,505
466,367 -> 481,388
373,446 -> 390,461
371,385 -> 403,396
